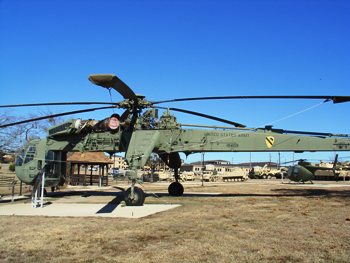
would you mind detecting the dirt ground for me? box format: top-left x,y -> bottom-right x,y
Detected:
0,179 -> 350,263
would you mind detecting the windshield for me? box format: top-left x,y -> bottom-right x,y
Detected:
24,145 -> 36,164
15,150 -> 25,166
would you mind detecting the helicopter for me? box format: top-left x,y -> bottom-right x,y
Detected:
1,73 -> 350,205
285,154 -> 339,183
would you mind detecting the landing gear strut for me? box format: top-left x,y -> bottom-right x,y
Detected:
168,168 -> 184,196
124,180 -> 145,206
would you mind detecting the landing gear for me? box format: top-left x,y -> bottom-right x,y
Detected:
168,168 -> 184,196
168,181 -> 184,196
124,186 -> 145,206
123,172 -> 146,206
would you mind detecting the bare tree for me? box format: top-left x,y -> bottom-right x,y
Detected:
146,153 -> 166,182
0,113 -> 26,152
0,111 -> 63,153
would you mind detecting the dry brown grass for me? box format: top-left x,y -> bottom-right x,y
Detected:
1,180 -> 350,263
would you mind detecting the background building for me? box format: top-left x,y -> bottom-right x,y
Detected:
110,155 -> 129,170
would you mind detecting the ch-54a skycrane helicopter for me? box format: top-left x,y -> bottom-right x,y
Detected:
1,74 -> 350,205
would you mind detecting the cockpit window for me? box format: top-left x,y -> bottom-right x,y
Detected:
28,146 -> 36,153
24,154 -> 34,164
24,144 -> 36,164
15,150 -> 25,166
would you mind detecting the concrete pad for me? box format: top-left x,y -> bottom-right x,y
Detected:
0,195 -> 28,202
0,203 -> 181,218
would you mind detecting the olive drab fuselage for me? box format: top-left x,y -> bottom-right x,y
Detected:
6,73 -> 350,206
15,110 -> 350,186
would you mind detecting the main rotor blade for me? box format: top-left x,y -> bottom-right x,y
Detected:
0,106 -> 117,128
262,126 -> 349,137
0,102 -> 118,108
120,109 -> 130,121
153,106 -> 246,128
88,74 -> 137,100
152,95 -> 350,105
281,159 -> 306,164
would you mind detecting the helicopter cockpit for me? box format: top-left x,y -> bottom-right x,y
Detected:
15,139 -> 66,187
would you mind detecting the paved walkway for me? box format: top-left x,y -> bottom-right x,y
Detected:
0,202 -> 180,218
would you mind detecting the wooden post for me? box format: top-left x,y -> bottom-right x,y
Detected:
105,165 -> 108,186
69,163 -> 73,185
90,165 -> 93,185
102,164 -> 104,186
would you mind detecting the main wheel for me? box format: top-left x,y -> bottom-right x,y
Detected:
124,186 -> 145,206
168,182 -> 184,196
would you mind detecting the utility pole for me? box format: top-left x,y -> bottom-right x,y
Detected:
249,152 -> 252,169
201,152 -> 205,187
278,152 -> 281,169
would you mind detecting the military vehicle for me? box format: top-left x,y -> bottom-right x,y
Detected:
218,168 -> 248,182
180,171 -> 195,181
248,164 -> 286,179
200,170 -> 219,182
1,74 -> 350,205
154,170 -> 173,182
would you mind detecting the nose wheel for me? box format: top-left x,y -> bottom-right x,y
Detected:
124,186 -> 145,206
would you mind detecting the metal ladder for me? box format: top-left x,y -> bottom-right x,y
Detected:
31,171 -> 46,208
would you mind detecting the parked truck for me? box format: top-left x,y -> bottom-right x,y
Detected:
199,170 -> 219,182
248,165 -> 286,179
180,171 -> 195,181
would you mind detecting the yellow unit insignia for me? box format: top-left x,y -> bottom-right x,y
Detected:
265,136 -> 275,148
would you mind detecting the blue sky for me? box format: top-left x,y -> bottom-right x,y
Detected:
1,0 -> 350,164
